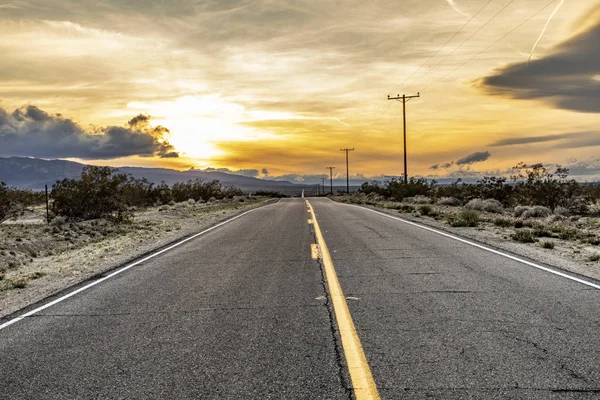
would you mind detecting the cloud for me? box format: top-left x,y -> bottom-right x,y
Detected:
430,164 -> 440,170
202,167 -> 260,177
0,105 -> 178,159
490,131 -> 600,148
456,151 -> 491,165
477,4 -> 600,113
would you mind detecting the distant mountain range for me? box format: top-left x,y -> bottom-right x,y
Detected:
0,157 -> 308,194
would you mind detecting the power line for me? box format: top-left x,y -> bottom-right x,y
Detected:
397,0 -> 493,92
422,0 -> 558,92
408,0 -> 516,89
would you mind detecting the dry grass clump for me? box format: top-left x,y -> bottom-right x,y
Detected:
465,198 -> 504,214
403,195 -> 431,204
515,206 -> 552,219
447,209 -> 480,227
437,197 -> 461,206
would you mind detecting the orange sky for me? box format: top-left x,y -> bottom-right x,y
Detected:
0,0 -> 599,182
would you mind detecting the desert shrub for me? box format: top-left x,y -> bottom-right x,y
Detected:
541,240 -> 555,249
588,237 -> 600,246
494,218 -> 513,227
386,177 -> 436,201
437,197 -> 461,206
465,198 -> 504,214
435,178 -> 477,203
587,202 -> 600,217
398,204 -> 414,213
532,224 -> 552,237
403,195 -> 431,204
514,206 -> 530,218
172,179 -> 231,202
418,204 -> 433,216
447,209 -> 480,227
474,176 -> 514,205
148,181 -> 173,205
553,207 -> 570,217
522,206 -> 552,219
0,182 -> 25,223
588,253 -> 600,262
51,166 -> 132,222
511,163 -> 580,210
10,277 -> 28,289
511,230 -> 537,243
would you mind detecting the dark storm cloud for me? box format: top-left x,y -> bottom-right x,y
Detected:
0,105 -> 178,159
477,4 -> 600,113
456,151 -> 491,165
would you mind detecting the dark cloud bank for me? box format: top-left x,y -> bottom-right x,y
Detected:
430,151 -> 491,170
478,4 -> 600,113
0,105 -> 178,159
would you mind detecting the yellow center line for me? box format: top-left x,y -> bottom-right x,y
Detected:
305,200 -> 381,400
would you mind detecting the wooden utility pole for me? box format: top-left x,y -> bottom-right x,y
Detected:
326,167 -> 335,194
388,93 -> 420,184
340,148 -> 354,194
320,178 -> 326,196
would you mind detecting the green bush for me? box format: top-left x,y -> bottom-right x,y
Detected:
465,198 -> 504,213
511,230 -> 537,243
588,253 -> 600,262
448,209 -> 480,227
494,218 -> 513,227
541,240 -> 555,249
418,204 -> 433,216
51,166 -> 132,222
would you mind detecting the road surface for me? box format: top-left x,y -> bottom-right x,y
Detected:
1,198 -> 599,399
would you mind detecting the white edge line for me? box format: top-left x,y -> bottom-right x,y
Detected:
345,203 -> 600,290
0,208 -> 257,331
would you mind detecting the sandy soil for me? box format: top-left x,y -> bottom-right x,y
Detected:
333,195 -> 600,283
0,197 -> 273,318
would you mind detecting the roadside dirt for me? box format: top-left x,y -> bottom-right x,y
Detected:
0,197 -> 273,318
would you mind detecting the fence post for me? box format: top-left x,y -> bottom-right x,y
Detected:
45,185 -> 50,225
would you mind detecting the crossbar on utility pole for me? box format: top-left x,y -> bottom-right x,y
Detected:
388,92 -> 420,184
340,148 -> 354,194
326,167 -> 335,194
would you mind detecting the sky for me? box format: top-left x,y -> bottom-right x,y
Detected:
0,0 -> 599,183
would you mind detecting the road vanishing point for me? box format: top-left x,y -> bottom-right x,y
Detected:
2,198 -> 600,399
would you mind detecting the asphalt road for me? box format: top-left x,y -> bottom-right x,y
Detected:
1,198 -> 600,399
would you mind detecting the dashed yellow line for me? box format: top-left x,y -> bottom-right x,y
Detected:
306,200 -> 381,400
310,243 -> 319,260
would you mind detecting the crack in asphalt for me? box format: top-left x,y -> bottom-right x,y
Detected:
309,222 -> 353,400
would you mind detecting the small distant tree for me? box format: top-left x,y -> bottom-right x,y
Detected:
511,163 -> 579,210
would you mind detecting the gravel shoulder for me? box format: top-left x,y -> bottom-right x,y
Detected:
0,198 -> 274,319
331,195 -> 600,283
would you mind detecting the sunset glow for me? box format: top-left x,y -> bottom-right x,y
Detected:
1,0 -> 599,181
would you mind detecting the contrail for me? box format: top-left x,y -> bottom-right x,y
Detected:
528,0 -> 565,65
446,0 -> 471,18
333,117 -> 351,127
